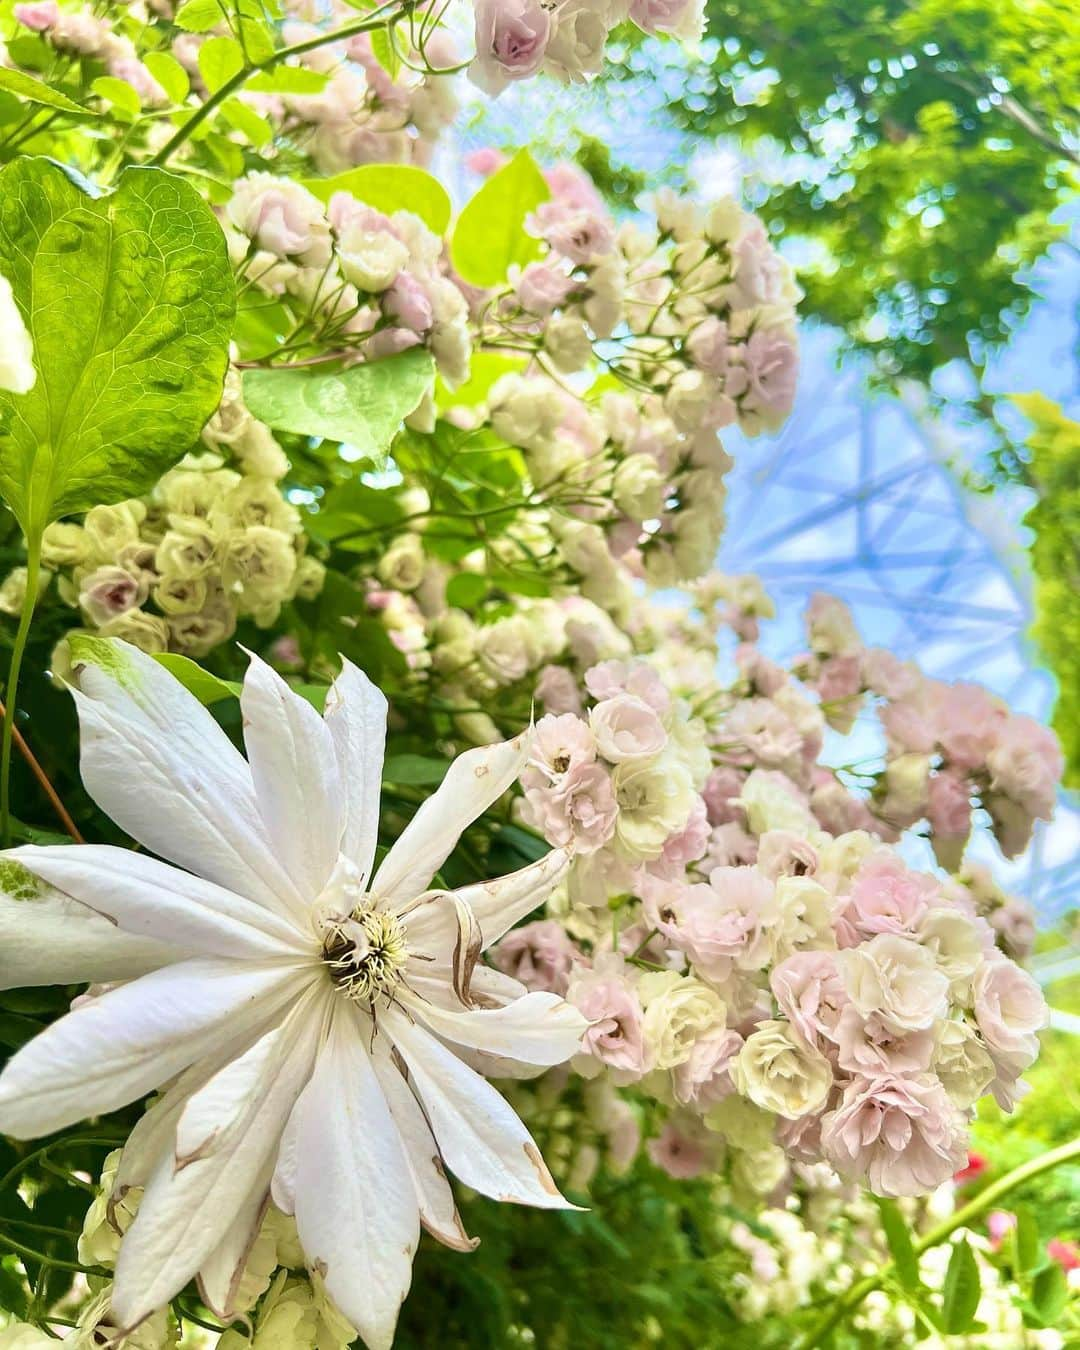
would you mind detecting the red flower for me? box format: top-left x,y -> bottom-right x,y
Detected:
1048,1239 -> 1080,1272
953,1151 -> 988,1185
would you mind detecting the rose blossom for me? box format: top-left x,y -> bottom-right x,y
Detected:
838,933 -> 949,1034
671,1026 -> 744,1108
821,1073 -> 969,1197
770,951 -> 848,1046
656,794 -> 710,869
843,854 -> 937,939
971,956 -> 1047,1060
492,920 -> 579,995
589,693 -> 667,763
756,830 -> 818,880
630,0 -> 704,40
469,0 -> 551,95
523,761 -> 618,854
732,1019 -> 834,1119
647,1122 -> 709,1179
515,261 -> 576,315
936,682 -> 1004,769
567,964 -> 646,1076
833,1005 -> 935,1076
13,0 -> 57,28
585,659 -> 671,715
227,174 -> 331,266
986,714 -> 1063,821
533,201 -> 616,264
523,712 -> 596,784
534,665 -> 583,715
701,765 -> 745,825
78,566 -> 148,626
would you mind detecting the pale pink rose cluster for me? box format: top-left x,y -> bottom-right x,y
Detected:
519,658 -> 707,870
569,833 -> 1043,1196
468,0 -> 704,96
794,593 -> 1063,865
14,1 -> 168,105
441,163 -> 802,590
222,174 -> 471,388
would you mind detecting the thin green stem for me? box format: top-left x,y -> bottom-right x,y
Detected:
797,1135 -> 1080,1349
1,527 -> 42,846
149,0 -> 409,166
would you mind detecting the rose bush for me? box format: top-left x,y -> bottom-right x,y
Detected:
0,1 -> 1072,1347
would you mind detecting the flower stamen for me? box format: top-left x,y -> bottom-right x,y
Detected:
322,906 -> 408,1004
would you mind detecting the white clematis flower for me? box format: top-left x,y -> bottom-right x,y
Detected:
0,271 -> 35,394
0,639 -> 586,1350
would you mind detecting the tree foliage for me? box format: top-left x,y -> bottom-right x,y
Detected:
1013,394 -> 1080,790
657,0 -> 1076,418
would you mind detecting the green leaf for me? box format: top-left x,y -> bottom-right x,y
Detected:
91,76 -> 141,117
153,653 -> 241,704
246,66 -> 330,95
0,158 -> 235,535
153,653 -> 327,711
1031,1262 -> 1069,1325
0,67 -> 97,116
874,1198 -> 921,1291
302,164 -> 451,236
143,52 -> 190,104
450,149 -> 549,287
1013,1205 -> 1041,1275
445,573 -> 489,609
369,26 -> 401,79
174,0 -> 227,31
242,349 -> 435,467
437,350 -> 527,410
941,1237 -> 981,1334
198,36 -> 245,94
221,96 -> 273,147
382,753 -> 449,786
306,478 -> 405,547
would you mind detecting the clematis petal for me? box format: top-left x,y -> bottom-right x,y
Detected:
370,732 -> 531,905
0,879 -> 179,991
69,640 -> 306,923
382,1004 -> 576,1210
399,990 -> 587,1068
0,959 -> 307,1139
370,1041 -> 477,1253
198,1183 -> 271,1321
240,652 -> 344,900
402,892 -> 482,1008
293,1004 -> 419,1350
451,848 -> 571,950
10,845 -> 308,960
323,658 -> 387,886
111,993 -> 323,1329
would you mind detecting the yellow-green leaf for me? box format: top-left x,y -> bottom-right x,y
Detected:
198,36 -> 245,93
0,67 -> 97,116
450,148 -> 550,287
143,51 -> 190,104
302,163 -> 452,236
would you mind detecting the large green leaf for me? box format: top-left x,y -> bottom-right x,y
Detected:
302,164 -> 451,236
242,348 -> 434,466
450,149 -> 550,287
0,158 -> 235,536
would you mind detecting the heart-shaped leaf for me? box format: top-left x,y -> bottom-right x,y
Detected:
0,157 -> 235,536
242,348 -> 434,466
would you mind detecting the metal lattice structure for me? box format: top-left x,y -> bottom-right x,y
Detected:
718,326 -> 1078,921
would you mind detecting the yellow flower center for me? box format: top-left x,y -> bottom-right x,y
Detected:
322,907 -> 408,1004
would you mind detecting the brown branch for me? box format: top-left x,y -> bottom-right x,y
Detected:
0,698 -> 84,844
